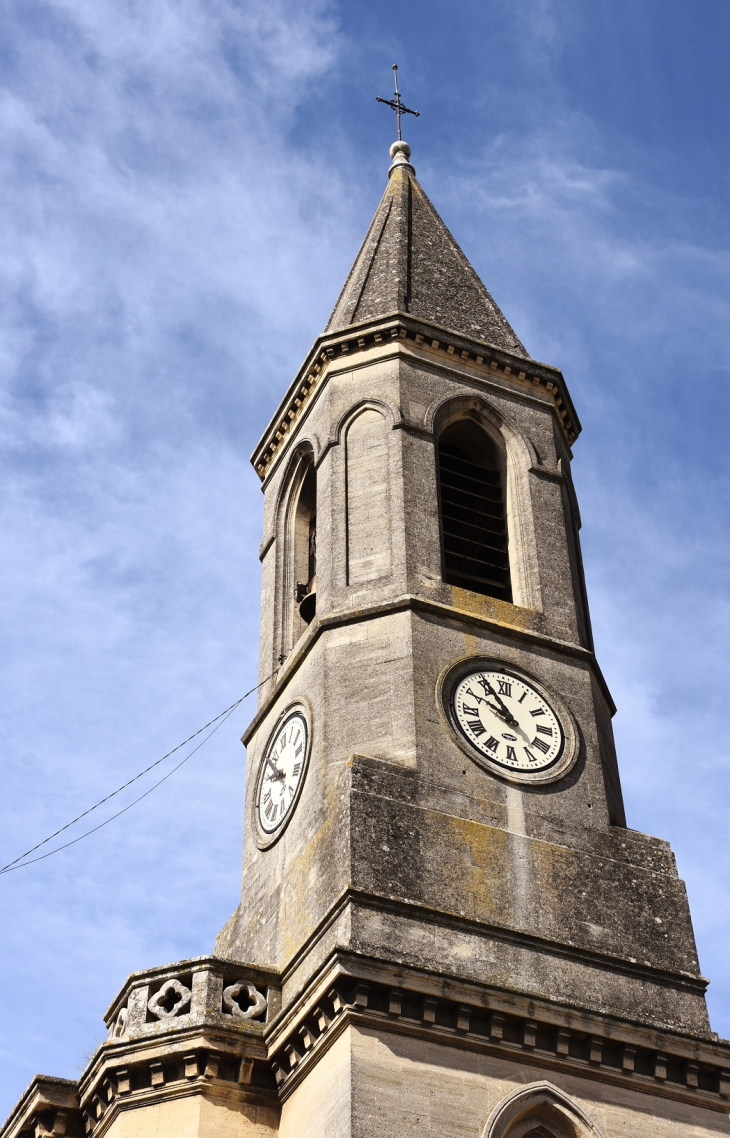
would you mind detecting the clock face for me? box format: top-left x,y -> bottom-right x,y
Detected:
256,711 -> 308,835
451,669 -> 565,775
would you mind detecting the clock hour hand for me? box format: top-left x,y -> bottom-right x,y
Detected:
478,678 -> 519,728
483,698 -> 511,720
470,689 -> 515,725
265,754 -> 284,779
468,687 -> 513,724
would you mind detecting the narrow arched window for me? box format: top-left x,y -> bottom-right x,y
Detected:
293,461 -> 316,626
438,420 -> 512,602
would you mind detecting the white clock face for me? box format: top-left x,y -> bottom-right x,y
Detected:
256,711 -> 308,834
451,669 -> 564,775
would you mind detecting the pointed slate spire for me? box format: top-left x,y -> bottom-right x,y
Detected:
326,141 -> 527,356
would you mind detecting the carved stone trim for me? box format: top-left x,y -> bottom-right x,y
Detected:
241,592 -> 618,748
147,978 -> 191,1021
108,1007 -> 127,1040
222,982 -> 267,1021
0,1078 -> 82,1138
483,1080 -> 607,1138
77,1045 -> 276,1137
270,975 -> 730,1110
252,315 -> 579,482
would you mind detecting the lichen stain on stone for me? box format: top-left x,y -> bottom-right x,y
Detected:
279,788 -> 347,964
430,812 -> 515,925
529,836 -> 582,935
449,586 -> 542,633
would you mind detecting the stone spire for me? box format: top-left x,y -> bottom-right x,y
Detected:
325,141 -> 527,355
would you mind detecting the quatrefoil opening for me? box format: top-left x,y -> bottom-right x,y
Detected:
110,1005 -> 128,1039
223,981 -> 267,1020
148,978 -> 192,1020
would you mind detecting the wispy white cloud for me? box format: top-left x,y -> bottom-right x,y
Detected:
0,0 -> 352,1104
1,0 -> 729,1113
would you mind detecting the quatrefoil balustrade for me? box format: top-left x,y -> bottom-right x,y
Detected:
147,977 -> 192,1020
222,980 -> 267,1020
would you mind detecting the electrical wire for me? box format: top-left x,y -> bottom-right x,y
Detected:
1,671 -> 276,875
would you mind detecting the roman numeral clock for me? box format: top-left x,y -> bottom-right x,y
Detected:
442,661 -> 577,783
254,707 -> 311,844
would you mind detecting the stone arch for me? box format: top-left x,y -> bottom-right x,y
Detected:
273,438 -> 318,520
344,405 -> 393,586
276,443 -> 317,652
429,394 -> 542,612
332,397 -> 397,448
484,1082 -> 606,1138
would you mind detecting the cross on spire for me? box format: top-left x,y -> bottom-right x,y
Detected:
376,64 -> 419,141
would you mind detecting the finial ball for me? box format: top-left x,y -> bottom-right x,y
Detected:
389,140 -> 411,160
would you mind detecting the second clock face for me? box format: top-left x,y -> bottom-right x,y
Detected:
451,669 -> 564,775
256,711 -> 308,835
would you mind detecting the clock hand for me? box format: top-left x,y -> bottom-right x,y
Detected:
483,698 -> 512,721
265,754 -> 284,779
469,689 -> 517,726
478,678 -> 519,728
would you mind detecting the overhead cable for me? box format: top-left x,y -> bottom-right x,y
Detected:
1,672 -> 276,875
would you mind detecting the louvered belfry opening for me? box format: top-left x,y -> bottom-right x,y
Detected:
294,461 -> 317,626
438,420 -> 512,603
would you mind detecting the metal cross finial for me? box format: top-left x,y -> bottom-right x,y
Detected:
376,64 -> 419,141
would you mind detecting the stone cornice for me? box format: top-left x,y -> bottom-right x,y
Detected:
250,313 -> 580,483
8,946 -> 727,1137
243,592 -> 613,747
266,953 -> 730,1112
0,1077 -> 80,1138
80,1038 -> 277,1138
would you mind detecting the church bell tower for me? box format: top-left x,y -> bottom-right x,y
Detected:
4,137 -> 730,1138
211,135 -> 730,1135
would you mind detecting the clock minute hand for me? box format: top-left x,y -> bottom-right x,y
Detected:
479,678 -> 519,727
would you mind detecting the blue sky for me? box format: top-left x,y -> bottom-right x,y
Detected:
1,0 -> 729,1113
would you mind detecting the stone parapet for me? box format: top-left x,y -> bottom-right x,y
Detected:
101,955 -> 279,1043
0,957 -> 281,1138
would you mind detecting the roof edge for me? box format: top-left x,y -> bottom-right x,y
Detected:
251,313 -> 580,482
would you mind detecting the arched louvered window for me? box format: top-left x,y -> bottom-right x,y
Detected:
293,461 -> 316,626
438,420 -> 512,603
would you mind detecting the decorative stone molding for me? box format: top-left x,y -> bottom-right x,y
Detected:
107,1006 -> 127,1041
0,1078 -> 82,1138
241,593 -> 617,751
252,314 -> 579,481
6,958 -> 730,1137
483,1081 -> 607,1138
78,1044 -> 276,1137
270,973 -> 730,1111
